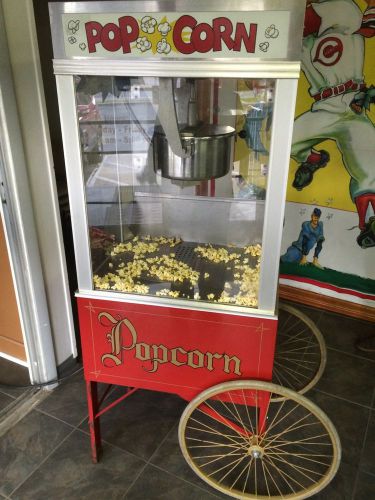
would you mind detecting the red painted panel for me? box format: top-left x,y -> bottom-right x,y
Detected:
77,297 -> 277,400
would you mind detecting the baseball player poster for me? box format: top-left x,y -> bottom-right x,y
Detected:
280,0 -> 375,310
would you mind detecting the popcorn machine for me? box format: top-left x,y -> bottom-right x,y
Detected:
50,1 -> 341,498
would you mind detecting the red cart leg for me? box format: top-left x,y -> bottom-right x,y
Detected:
86,380 -> 102,463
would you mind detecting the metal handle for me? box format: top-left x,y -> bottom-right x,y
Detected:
157,78 -> 190,159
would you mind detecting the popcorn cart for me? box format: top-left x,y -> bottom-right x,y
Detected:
50,1 -> 341,497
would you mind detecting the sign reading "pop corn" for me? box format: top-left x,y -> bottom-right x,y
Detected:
62,11 -> 290,59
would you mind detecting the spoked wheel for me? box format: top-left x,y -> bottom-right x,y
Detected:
179,380 -> 341,499
273,303 -> 326,396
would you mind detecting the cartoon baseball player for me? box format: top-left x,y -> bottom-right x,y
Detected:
281,208 -> 325,267
291,0 -> 375,248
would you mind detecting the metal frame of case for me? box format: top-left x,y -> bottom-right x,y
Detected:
51,0 -> 303,315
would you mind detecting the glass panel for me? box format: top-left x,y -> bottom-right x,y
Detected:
75,76 -> 275,309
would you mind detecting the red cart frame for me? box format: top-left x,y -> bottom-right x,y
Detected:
78,296 -> 277,462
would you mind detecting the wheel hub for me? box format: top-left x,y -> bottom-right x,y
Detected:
248,444 -> 264,459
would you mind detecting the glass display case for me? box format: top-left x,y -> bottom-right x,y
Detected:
77,75 -> 275,309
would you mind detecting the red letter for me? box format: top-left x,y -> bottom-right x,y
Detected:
85,21 -> 102,53
212,17 -> 234,51
233,23 -> 257,53
191,23 -> 214,53
118,16 -> 139,53
101,23 -> 122,52
173,15 -> 197,54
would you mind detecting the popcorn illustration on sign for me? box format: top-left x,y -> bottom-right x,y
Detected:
67,19 -> 80,34
158,21 -> 171,36
259,42 -> 269,52
136,36 -> 152,52
265,24 -> 279,38
68,36 -> 77,44
79,42 -> 87,51
141,16 -> 157,34
157,38 -> 171,54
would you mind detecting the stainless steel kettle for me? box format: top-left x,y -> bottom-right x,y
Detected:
153,78 -> 235,181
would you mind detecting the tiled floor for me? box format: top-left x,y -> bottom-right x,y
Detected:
0,302 -> 374,499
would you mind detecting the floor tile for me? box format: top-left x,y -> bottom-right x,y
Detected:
308,390 -> 370,467
313,349 -> 374,407
0,383 -> 32,400
359,410 -> 375,475
125,464 -> 220,499
0,410 -> 72,497
311,461 -> 357,500
353,470 -> 375,500
0,392 -> 14,413
80,388 -> 185,461
316,312 -> 375,361
279,301 -> 325,325
36,370 -> 88,426
149,423 -> 228,498
0,358 -> 30,387
11,430 -> 146,500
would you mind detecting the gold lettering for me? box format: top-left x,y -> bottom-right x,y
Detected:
100,312 -> 137,367
187,350 -> 205,369
206,352 -> 223,371
98,311 -> 242,376
223,354 -> 242,376
148,345 -> 168,373
170,347 -> 187,366
135,343 -> 151,361
98,311 -> 118,325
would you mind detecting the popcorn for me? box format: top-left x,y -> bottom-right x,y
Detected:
141,16 -> 157,34
157,38 -> 171,54
67,20 -> 80,34
94,235 -> 261,309
158,22 -> 171,36
136,36 -> 152,52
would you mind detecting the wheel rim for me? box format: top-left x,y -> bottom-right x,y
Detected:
273,303 -> 327,396
179,380 -> 341,499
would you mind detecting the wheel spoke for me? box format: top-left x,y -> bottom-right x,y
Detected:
187,437 -> 243,449
273,362 -> 314,381
228,390 -> 254,439
264,413 -> 320,448
278,344 -> 319,354
268,452 -> 326,482
242,457 -> 253,494
266,432 -> 332,449
197,401 -> 252,439
260,457 -> 271,497
263,455 -> 300,493
262,458 -> 284,497
207,452 -> 247,481
261,398 -> 288,440
188,416 -> 247,446
198,449 -> 245,468
242,388 -> 256,436
275,356 -> 319,366
267,450 -> 332,467
278,326 -> 311,344
229,455 -> 254,490
262,401 -> 300,439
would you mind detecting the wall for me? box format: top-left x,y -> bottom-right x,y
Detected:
2,0 -> 77,364
280,0 -> 375,314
